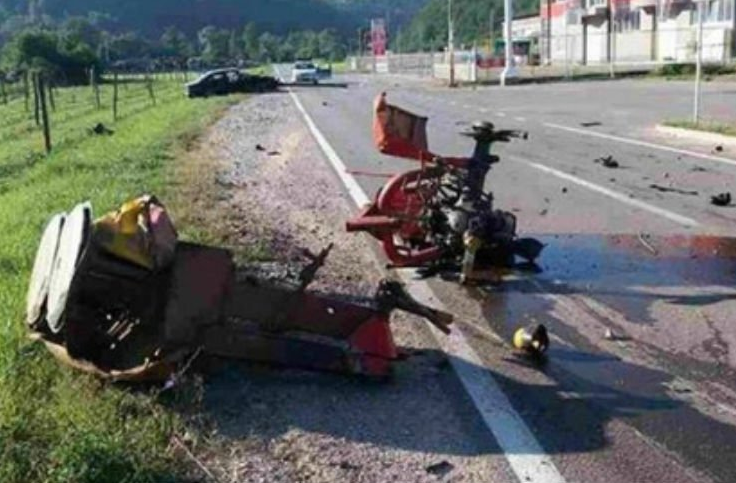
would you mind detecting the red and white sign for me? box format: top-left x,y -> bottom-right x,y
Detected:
371,18 -> 387,56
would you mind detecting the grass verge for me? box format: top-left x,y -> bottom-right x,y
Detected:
0,79 -> 238,483
663,119 -> 736,137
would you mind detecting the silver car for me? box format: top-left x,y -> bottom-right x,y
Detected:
291,61 -> 319,84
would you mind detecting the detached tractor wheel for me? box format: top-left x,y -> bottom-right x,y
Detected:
376,169 -> 443,266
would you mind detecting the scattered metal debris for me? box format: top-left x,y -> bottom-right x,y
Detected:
711,192 -> 732,207
594,155 -> 619,168
580,121 -> 602,127
562,187 -> 568,193
267,150 -> 281,156
425,461 -> 455,477
255,144 -> 266,151
714,145 -> 724,152
690,166 -> 707,172
649,184 -> 698,196
604,328 -> 616,340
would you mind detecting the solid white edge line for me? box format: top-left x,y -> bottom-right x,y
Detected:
544,122 -> 736,167
282,70 -> 567,483
509,156 -> 700,228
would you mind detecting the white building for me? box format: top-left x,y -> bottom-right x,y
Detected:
531,0 -> 735,64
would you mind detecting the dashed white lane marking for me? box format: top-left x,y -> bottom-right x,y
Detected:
509,155 -> 700,228
281,68 -> 567,483
497,112 -> 507,117
544,122 -> 736,167
480,107 -> 489,113
515,116 -> 527,122
450,100 -> 457,106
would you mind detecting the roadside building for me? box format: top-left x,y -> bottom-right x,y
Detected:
530,0 -> 735,64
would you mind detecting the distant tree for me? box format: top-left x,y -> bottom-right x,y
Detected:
0,28 -> 98,84
228,29 -> 241,59
317,29 -> 343,61
197,25 -> 229,64
241,22 -> 258,61
59,17 -> 102,52
160,25 -> 192,59
109,32 -> 151,60
257,32 -> 279,62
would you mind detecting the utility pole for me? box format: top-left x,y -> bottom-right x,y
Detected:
693,0 -> 705,124
490,9 -> 495,53
608,0 -> 615,78
500,0 -> 517,85
546,0 -> 552,64
448,0 -> 456,87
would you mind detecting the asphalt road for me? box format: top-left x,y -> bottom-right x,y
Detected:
275,66 -> 736,483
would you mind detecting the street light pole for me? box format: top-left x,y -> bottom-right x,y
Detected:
500,0 -> 517,85
448,0 -> 456,87
693,0 -> 705,124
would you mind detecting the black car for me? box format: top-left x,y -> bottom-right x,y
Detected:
186,68 -> 279,98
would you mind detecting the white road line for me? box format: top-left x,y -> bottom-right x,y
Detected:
510,156 -> 700,228
285,80 -> 567,483
480,107 -> 489,113
545,122 -> 736,167
515,116 -> 527,122
497,112 -> 507,117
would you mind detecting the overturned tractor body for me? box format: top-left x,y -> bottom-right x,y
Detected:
26,196 -> 452,382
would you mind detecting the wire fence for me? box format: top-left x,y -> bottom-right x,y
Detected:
0,71 -> 189,154
350,24 -> 735,82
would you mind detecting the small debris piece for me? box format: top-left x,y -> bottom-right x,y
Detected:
649,184 -> 698,196
604,328 -> 615,340
90,123 -> 114,136
715,145 -> 724,152
637,233 -> 658,256
255,144 -> 266,151
267,150 -> 281,156
690,166 -> 707,172
322,101 -> 329,106
711,192 -> 732,206
539,208 -> 548,216
580,121 -> 602,127
594,155 -> 619,168
426,461 -> 454,477
562,187 -> 568,194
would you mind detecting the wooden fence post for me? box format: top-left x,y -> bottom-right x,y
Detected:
112,72 -> 119,121
48,80 -> 56,112
23,71 -> 30,112
90,66 -> 101,109
0,77 -> 6,105
146,73 -> 156,106
32,72 -> 40,126
38,74 -> 51,154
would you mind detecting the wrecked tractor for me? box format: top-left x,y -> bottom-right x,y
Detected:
347,93 -> 543,282
25,196 -> 453,382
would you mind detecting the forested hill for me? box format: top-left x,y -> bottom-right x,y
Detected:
0,0 -> 429,37
397,0 -> 540,52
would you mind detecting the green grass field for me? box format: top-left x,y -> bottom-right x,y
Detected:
0,76 -> 237,483
664,119 -> 736,137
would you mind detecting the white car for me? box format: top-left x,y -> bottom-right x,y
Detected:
291,61 -> 319,84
